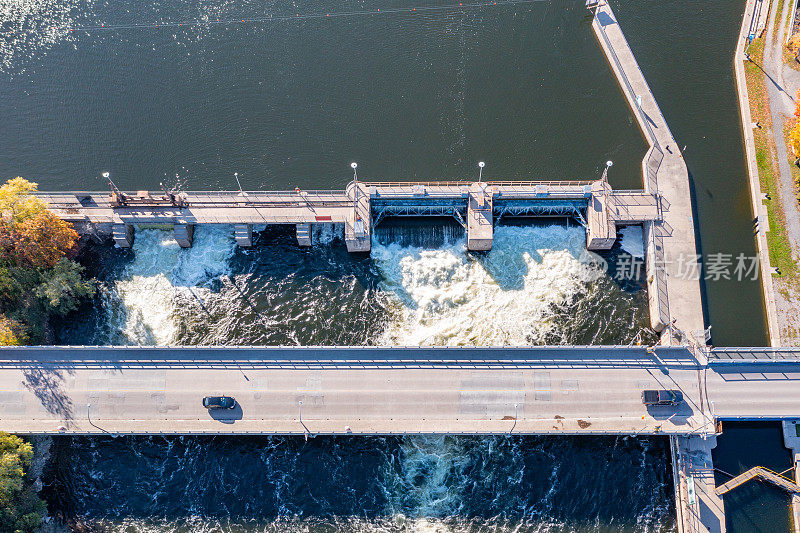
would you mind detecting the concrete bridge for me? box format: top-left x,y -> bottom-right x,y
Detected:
0,344 -> 797,437
1,342 -> 796,533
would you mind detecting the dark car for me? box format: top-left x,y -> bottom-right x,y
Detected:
641,390 -> 683,406
202,396 -> 236,410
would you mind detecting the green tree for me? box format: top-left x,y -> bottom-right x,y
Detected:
0,433 -> 45,533
0,178 -> 94,343
35,259 -> 94,316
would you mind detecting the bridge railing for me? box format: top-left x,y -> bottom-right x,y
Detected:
363,180 -> 595,188
708,348 -> 800,361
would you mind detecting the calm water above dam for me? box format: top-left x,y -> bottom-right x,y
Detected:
1,0 -> 781,530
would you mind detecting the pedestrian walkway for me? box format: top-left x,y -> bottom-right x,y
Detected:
590,1 -> 705,344
715,466 -> 800,495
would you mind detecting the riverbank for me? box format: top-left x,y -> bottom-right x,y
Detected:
736,0 -> 789,345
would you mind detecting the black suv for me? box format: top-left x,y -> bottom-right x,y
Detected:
202,396 -> 236,410
641,390 -> 683,406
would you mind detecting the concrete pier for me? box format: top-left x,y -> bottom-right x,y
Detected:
173,223 -> 194,248
466,183 -> 493,251
344,182 -> 371,252
295,223 -> 311,247
234,224 -> 253,247
673,436 -> 726,533
586,180 -> 615,249
783,420 -> 800,533
112,223 -> 134,248
590,1 -> 706,345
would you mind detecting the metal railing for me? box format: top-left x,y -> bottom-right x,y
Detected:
708,348 -> 800,361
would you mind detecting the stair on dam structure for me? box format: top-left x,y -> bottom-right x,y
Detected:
715,466 -> 800,496
296,223 -> 311,247
173,223 -> 194,248
112,223 -> 134,248
234,224 -> 253,247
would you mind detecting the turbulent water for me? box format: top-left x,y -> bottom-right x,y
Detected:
43,434 -> 675,533
58,223 -> 654,347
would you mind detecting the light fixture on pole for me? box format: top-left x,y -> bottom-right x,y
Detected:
351,162 -> 358,184
478,161 -> 485,183
602,160 -> 613,182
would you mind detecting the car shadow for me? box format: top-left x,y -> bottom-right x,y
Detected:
646,401 -> 694,424
208,403 -> 243,424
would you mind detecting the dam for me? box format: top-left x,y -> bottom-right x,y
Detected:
37,179 -> 658,253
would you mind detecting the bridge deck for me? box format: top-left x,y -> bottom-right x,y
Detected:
0,345 -> 711,435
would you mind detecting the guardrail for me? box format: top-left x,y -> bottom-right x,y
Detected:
708,348 -> 800,361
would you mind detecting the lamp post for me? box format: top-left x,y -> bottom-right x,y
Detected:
478,161 -> 485,183
299,400 -> 310,441
602,160 -> 613,182
351,162 -> 358,184
509,403 -> 518,435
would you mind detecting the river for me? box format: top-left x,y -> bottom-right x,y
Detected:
0,0 -> 780,530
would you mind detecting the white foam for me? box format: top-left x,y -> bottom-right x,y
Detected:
103,226 -> 235,345
372,225 -> 606,346
384,436 -> 470,518
619,225 -> 645,258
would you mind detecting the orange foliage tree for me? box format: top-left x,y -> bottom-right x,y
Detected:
0,178 -> 78,269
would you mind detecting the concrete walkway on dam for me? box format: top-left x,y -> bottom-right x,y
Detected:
591,2 -> 706,346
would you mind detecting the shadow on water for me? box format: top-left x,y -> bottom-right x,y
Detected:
713,422 -> 794,533
42,434 -> 676,532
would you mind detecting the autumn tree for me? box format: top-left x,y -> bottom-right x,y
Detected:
789,123 -> 800,158
0,178 -> 94,343
0,178 -> 78,269
0,315 -> 26,346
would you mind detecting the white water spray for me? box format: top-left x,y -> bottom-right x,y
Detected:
619,226 -> 644,258
102,226 -> 235,345
372,225 -> 607,346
